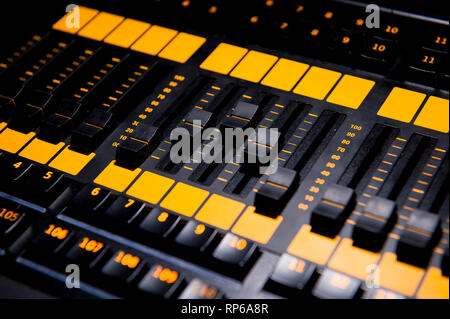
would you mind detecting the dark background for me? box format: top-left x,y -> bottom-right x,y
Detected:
0,0 -> 448,45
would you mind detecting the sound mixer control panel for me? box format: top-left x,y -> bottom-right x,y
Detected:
0,1 -> 448,299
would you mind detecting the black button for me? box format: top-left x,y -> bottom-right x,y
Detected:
104,196 -> 145,222
65,235 -> 106,267
0,154 -> 32,187
70,123 -> 104,154
138,207 -> 180,237
397,209 -> 441,268
179,278 -> 223,299
175,221 -> 216,251
254,167 -> 299,218
101,250 -> 141,281
310,183 -> 355,238
212,233 -> 257,267
352,197 -> 397,252
137,263 -> 183,298
11,88 -> 52,132
33,224 -> 72,253
312,269 -> 361,299
360,38 -> 397,72
70,184 -> 112,211
267,254 -> 317,293
0,204 -> 24,235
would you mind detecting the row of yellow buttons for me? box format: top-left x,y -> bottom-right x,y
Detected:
377,87 -> 448,133
53,6 -> 206,63
287,225 -> 448,298
93,160 -> 283,244
200,43 -> 449,133
200,42 -> 375,109
0,124 -> 95,175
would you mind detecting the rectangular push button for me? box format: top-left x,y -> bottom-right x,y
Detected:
49,146 -> 95,175
52,5 -> 99,34
293,66 -> 341,100
131,25 -> 178,56
126,171 -> 174,204
414,96 -> 449,133
0,128 -> 35,153
160,183 -> 209,217
104,18 -> 150,48
18,138 -> 65,164
195,194 -> 245,230
326,75 -> 375,109
230,50 -> 278,83
158,32 -> 206,63
261,58 -> 309,91
78,12 -> 124,41
200,43 -> 248,75
94,160 -> 142,192
377,87 -> 426,123
231,206 -> 282,244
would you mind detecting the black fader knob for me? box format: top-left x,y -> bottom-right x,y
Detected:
352,197 -> 397,252
254,167 -> 300,218
396,208 -> 441,268
310,183 -> 355,238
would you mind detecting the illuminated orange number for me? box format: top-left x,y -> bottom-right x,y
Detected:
321,170 -> 331,176
341,139 -> 350,145
91,187 -> 101,196
229,236 -> 247,251
309,186 -> 320,193
44,224 -> 69,240
350,124 -> 362,130
0,209 -> 19,222
288,258 -> 305,273
434,36 -> 447,45
330,273 -> 351,290
113,251 -> 140,268
43,171 -> 53,180
152,265 -> 179,284
337,147 -> 345,153
372,43 -> 386,52
13,161 -> 22,169
298,203 -> 309,210
326,162 -> 335,168
78,237 -> 104,253
331,154 -> 341,160
315,178 -> 325,184
157,212 -> 169,223
422,55 -> 435,64
194,224 -> 206,235
305,195 -> 314,202
384,25 -> 399,34
124,199 -> 135,208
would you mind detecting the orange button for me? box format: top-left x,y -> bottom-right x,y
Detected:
104,18 -> 150,48
52,5 -> 99,34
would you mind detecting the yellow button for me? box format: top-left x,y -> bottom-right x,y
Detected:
158,32 -> 206,63
78,12 -> 124,41
414,96 -> 449,133
328,238 -> 380,280
160,183 -> 209,217
378,252 -> 424,296
261,58 -> 309,91
126,171 -> 174,204
131,25 -> 178,56
287,224 -> 340,265
200,43 -> 248,75
326,74 -> 375,109
19,138 -> 65,164
104,18 -> 150,48
230,50 -> 278,83
231,206 -> 282,244
377,87 -> 426,123
0,128 -> 35,154
195,194 -> 245,230
293,66 -> 341,100
416,267 -> 449,299
52,5 -> 99,34
94,160 -> 142,192
49,146 -> 95,175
